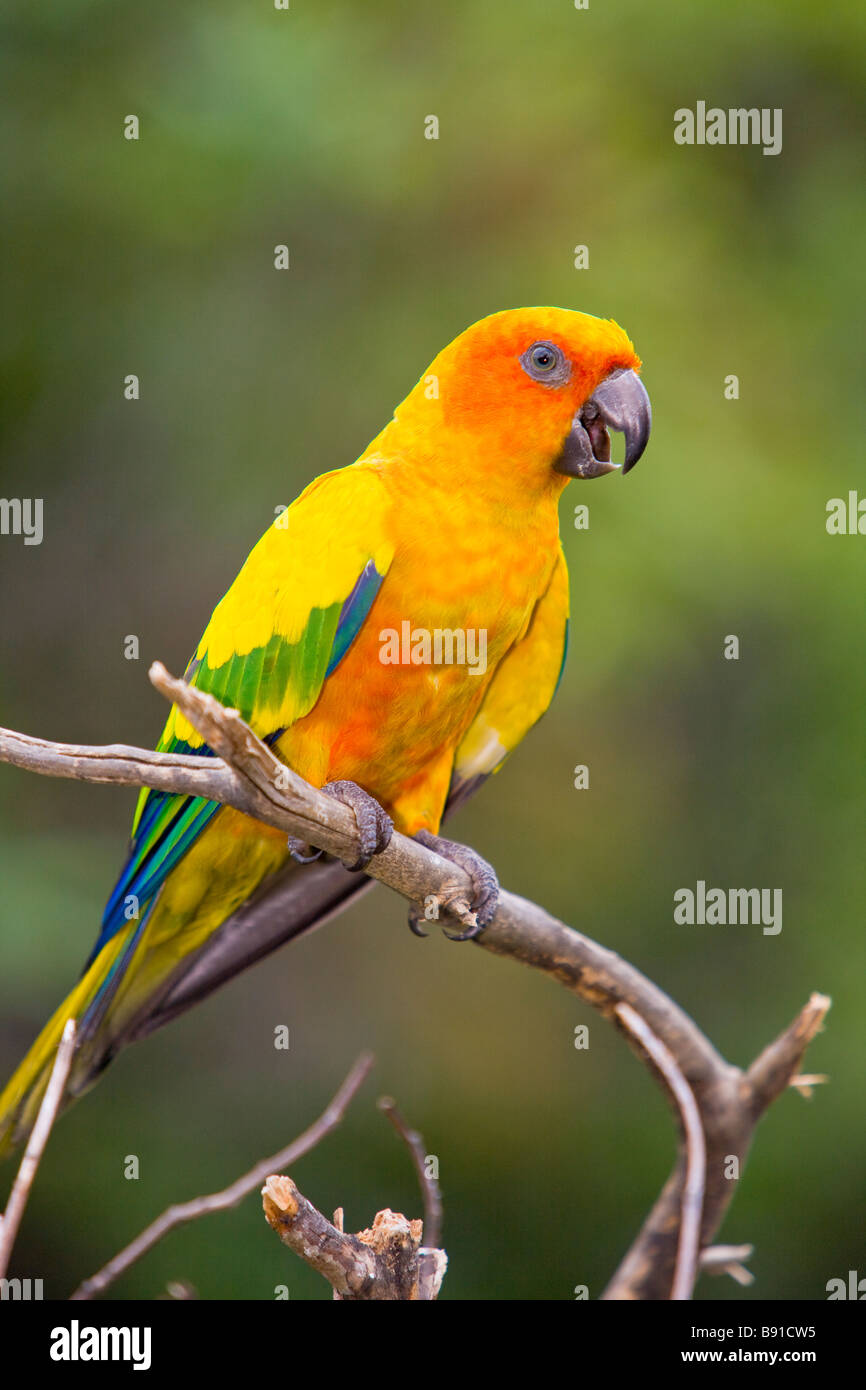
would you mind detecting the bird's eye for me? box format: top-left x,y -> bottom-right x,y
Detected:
520,341 -> 570,386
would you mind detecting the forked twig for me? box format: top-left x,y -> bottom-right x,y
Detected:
70,1052 -> 374,1300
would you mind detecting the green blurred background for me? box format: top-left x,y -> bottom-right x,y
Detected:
1,0 -> 863,1301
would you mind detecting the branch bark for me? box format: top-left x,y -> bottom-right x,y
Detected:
0,1019 -> 77,1279
262,1178 -> 447,1301
0,664 -> 831,1299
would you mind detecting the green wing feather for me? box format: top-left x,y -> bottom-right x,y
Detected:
92,469 -> 394,968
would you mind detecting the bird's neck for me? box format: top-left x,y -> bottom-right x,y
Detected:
361,414 -> 571,524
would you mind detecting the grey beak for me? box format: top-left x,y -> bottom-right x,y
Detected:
553,367 -> 652,479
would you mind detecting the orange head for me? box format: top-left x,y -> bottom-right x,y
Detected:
392,306 -> 651,495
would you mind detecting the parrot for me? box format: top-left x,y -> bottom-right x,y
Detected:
0,306 -> 651,1153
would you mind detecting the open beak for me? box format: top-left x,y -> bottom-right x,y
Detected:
553,367 -> 652,479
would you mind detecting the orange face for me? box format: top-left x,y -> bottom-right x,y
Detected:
397,306 -> 650,488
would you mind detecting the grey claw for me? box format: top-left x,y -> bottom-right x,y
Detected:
287,837 -> 323,865
407,903 -> 430,938
443,919 -> 485,943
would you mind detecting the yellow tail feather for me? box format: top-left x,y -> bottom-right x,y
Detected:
0,933 -> 128,1156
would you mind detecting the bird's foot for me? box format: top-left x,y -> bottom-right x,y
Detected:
318,780 -> 394,872
288,780 -> 393,869
287,780 -> 393,868
408,830 -> 499,941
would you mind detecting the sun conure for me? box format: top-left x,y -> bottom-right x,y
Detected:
0,306 -> 651,1152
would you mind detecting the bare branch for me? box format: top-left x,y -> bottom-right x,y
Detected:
700,1243 -> 755,1286
745,993 -> 831,1112
602,991 -> 832,1299
0,726 -> 231,799
789,1073 -> 829,1100
0,1019 -> 77,1279
377,1096 -> 443,1252
262,1178 -> 446,1301
611,1003 -> 705,1301
70,1051 -> 374,1300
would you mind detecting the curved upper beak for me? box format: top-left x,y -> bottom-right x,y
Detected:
553,367 -> 652,479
